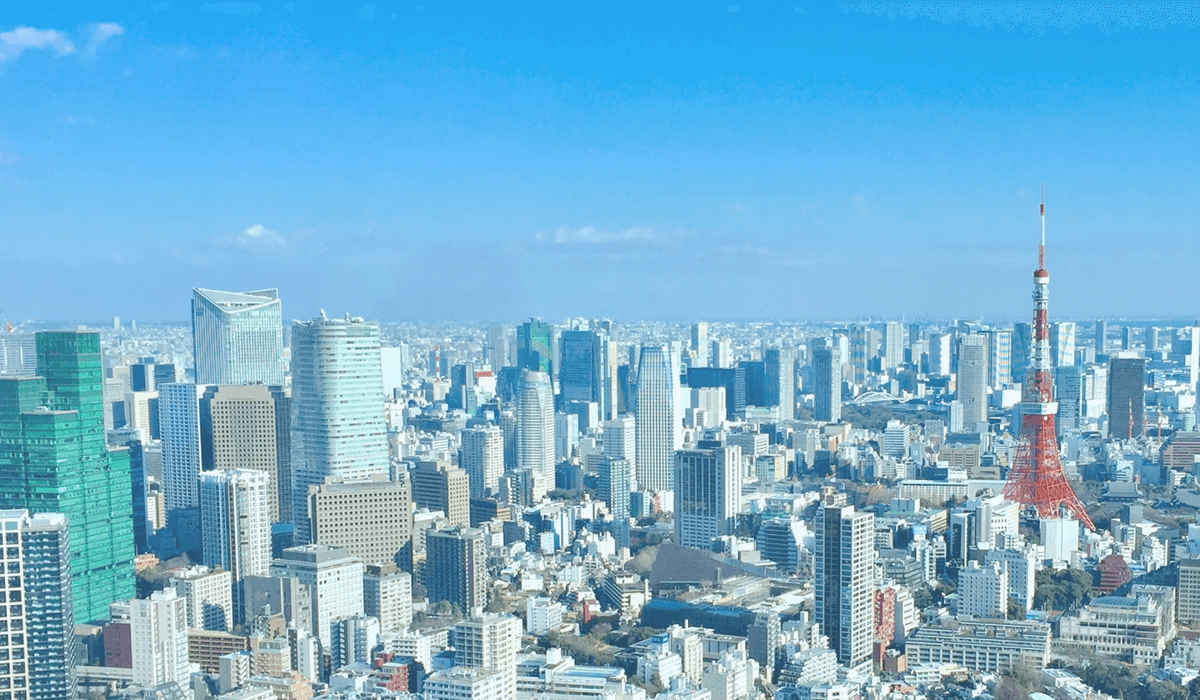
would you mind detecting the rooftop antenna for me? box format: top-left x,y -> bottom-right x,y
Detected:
1039,184 -> 1045,270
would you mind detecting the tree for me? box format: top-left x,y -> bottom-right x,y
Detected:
1007,597 -> 1026,620
1034,568 -> 1093,611
995,662 -> 1037,700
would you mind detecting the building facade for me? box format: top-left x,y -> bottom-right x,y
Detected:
191,288 -> 285,386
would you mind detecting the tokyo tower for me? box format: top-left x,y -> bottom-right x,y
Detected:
1001,188 -> 1095,530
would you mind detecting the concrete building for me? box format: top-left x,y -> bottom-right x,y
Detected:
426,527 -> 488,611
425,667 -> 508,700
1057,588 -> 1177,666
673,443 -> 741,550
269,545 -> 364,649
461,425 -> 505,499
525,597 -> 565,634
131,590 -> 194,692
204,384 -> 290,522
958,561 -> 1008,619
364,564 -> 412,632
309,474 -> 414,569
812,342 -> 841,423
1178,560 -> 1200,627
453,614 -> 524,700
199,469 -> 271,621
1108,356 -> 1147,440
905,618 -> 1051,672
410,460 -> 470,529
171,566 -> 235,631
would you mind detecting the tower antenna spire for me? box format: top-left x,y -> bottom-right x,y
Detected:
1039,184 -> 1045,269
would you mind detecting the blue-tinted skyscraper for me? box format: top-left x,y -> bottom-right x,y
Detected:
635,345 -> 676,493
290,314 -> 389,543
517,319 -> 554,375
192,288 -> 285,386
559,327 -> 618,421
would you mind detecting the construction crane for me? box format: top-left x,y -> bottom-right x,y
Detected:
3,319 -> 34,333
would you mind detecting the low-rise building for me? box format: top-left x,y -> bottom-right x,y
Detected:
903,617 -> 1051,672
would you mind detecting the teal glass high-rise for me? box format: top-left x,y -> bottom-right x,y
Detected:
0,331 -> 135,623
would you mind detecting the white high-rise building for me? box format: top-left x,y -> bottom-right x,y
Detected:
958,561 -> 1009,619
882,322 -> 904,371
171,566 -> 234,631
453,614 -> 523,700
131,590 -> 193,692
674,444 -> 741,550
929,333 -> 952,376
956,334 -> 989,429
691,323 -> 709,368
602,415 -> 636,474
271,544 -> 364,648
380,345 -> 408,397
1051,322 -> 1077,368
199,469 -> 271,620
158,382 -> 205,512
460,425 -> 504,498
191,288 -> 285,386
986,547 -> 1038,609
290,314 -> 390,543
815,502 -> 874,673
635,345 -> 676,493
516,370 -> 556,501
882,420 -> 911,458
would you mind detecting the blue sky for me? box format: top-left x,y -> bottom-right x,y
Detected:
2,2 -> 1199,323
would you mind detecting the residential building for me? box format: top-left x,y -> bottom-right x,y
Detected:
158,382 -> 206,513
199,469 -> 271,621
131,590 -> 193,692
410,460 -> 469,529
425,667 -> 508,700
812,342 -> 841,423
517,370 -> 556,500
956,334 -> 989,429
814,502 -> 874,672
461,425 -> 504,499
453,614 -> 523,700
958,561 -> 1007,618
364,563 -> 412,632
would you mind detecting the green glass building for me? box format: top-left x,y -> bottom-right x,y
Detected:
0,331 -> 135,623
517,318 -> 554,375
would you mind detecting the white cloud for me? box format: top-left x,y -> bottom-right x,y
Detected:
85,23 -> 124,56
237,224 -> 286,248
0,26 -> 76,62
550,226 -> 656,244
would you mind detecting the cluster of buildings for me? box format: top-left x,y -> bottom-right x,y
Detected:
4,260 -> 1200,700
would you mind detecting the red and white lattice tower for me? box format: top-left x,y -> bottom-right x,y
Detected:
1001,188 -> 1095,530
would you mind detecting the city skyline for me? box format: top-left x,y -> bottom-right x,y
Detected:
4,4 -> 1200,320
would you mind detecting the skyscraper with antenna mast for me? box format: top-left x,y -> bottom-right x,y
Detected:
1002,188 -> 1095,530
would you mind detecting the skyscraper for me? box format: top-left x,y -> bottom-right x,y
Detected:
597,457 -> 634,519
882,322 -> 904,371
560,326 -> 618,421
199,469 -> 271,619
290,314 -> 390,543
815,502 -> 874,672
1011,322 -> 1032,385
764,347 -> 795,419
673,443 -> 740,550
516,370 -> 556,501
517,319 -> 554,375
1050,321 -> 1076,368
485,326 -> 510,372
1095,319 -> 1108,354
635,345 -> 676,493
426,527 -> 488,611
812,342 -> 841,423
410,461 -> 471,528
191,288 -> 285,386
987,329 -> 1012,388
0,510 -> 76,700
1055,365 -> 1084,432
0,330 -> 135,623
848,324 -> 869,384
1108,356 -> 1147,440
691,322 -> 709,368
158,382 -> 206,513
205,384 -> 289,522
461,425 -> 504,498
956,334 -> 989,429
928,332 -> 952,376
